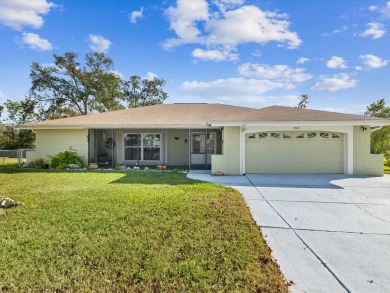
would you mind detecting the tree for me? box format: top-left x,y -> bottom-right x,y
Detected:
5,98 -> 38,125
365,99 -> 390,159
121,75 -> 168,108
29,52 -> 168,117
30,52 -> 123,117
297,94 -> 309,109
365,99 -> 390,118
0,98 -> 38,149
0,105 -> 3,118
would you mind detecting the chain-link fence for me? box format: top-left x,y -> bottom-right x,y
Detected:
0,149 -> 36,165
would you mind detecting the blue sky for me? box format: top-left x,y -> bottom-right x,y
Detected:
1,0 -> 390,116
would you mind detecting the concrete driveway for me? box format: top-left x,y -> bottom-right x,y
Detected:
187,172 -> 390,293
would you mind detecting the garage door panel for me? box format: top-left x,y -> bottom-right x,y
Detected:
246,162 -> 343,173
246,132 -> 344,173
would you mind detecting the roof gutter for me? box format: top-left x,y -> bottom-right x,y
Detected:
18,123 -> 214,130
209,120 -> 390,127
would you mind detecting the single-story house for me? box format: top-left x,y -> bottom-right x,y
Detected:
21,103 -> 390,176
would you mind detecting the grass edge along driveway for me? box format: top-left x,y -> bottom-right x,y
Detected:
0,165 -> 287,292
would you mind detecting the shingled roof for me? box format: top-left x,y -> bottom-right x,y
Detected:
20,103 -> 389,129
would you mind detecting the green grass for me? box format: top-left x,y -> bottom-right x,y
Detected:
0,164 -> 287,292
0,158 -> 18,164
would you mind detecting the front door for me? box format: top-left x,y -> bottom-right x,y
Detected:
190,132 -> 216,170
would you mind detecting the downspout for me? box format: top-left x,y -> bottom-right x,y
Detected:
205,128 -> 208,169
188,129 -> 191,170
137,129 -> 140,167
162,129 -> 166,164
240,125 -> 246,175
111,128 -> 114,169
87,130 -> 90,165
346,127 -> 354,175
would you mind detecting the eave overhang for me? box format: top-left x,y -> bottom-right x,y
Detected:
209,120 -> 390,127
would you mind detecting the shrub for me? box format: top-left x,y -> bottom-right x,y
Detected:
49,147 -> 83,169
26,158 -> 49,169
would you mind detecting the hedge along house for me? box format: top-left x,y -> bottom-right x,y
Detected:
20,103 -> 390,176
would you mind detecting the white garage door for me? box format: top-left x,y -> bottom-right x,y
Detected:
245,131 -> 344,173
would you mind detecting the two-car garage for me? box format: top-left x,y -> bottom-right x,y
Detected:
245,131 -> 344,173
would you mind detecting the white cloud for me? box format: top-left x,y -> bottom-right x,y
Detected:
313,74 -> 357,92
129,7 -> 144,24
0,0 -> 54,30
322,25 -> 349,37
319,105 -> 367,115
360,54 -> 389,69
205,6 -> 301,49
88,34 -> 112,53
145,72 -> 159,80
218,0 -> 244,4
251,50 -> 262,57
297,57 -> 309,64
191,48 -> 238,61
238,63 -> 312,83
164,0 -> 209,49
181,77 -> 290,98
110,70 -> 124,79
219,94 -> 299,108
369,5 -> 377,12
21,32 -> 52,51
213,0 -> 244,13
164,1 -> 301,60
360,22 -> 385,39
177,82 -> 299,107
380,1 -> 390,19
326,56 -> 347,69
368,5 -> 378,11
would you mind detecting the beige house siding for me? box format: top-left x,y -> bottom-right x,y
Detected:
35,129 -> 88,166
211,126 -> 241,175
167,129 -> 189,166
25,150 -> 37,162
353,126 -> 384,176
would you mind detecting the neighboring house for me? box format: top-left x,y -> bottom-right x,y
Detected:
20,103 -> 390,176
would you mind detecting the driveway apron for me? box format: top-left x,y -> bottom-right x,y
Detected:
187,172 -> 390,293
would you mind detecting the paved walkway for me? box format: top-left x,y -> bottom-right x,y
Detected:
187,172 -> 390,293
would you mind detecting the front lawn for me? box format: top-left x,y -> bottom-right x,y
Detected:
0,164 -> 287,292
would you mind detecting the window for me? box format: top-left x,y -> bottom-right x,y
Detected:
307,132 -> 317,139
143,134 -> 161,160
283,134 -> 291,139
332,133 -> 341,139
271,133 -> 280,138
296,133 -> 305,138
124,133 -> 160,161
259,133 -> 268,139
320,132 -> 329,138
247,134 -> 256,139
124,134 -> 140,160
